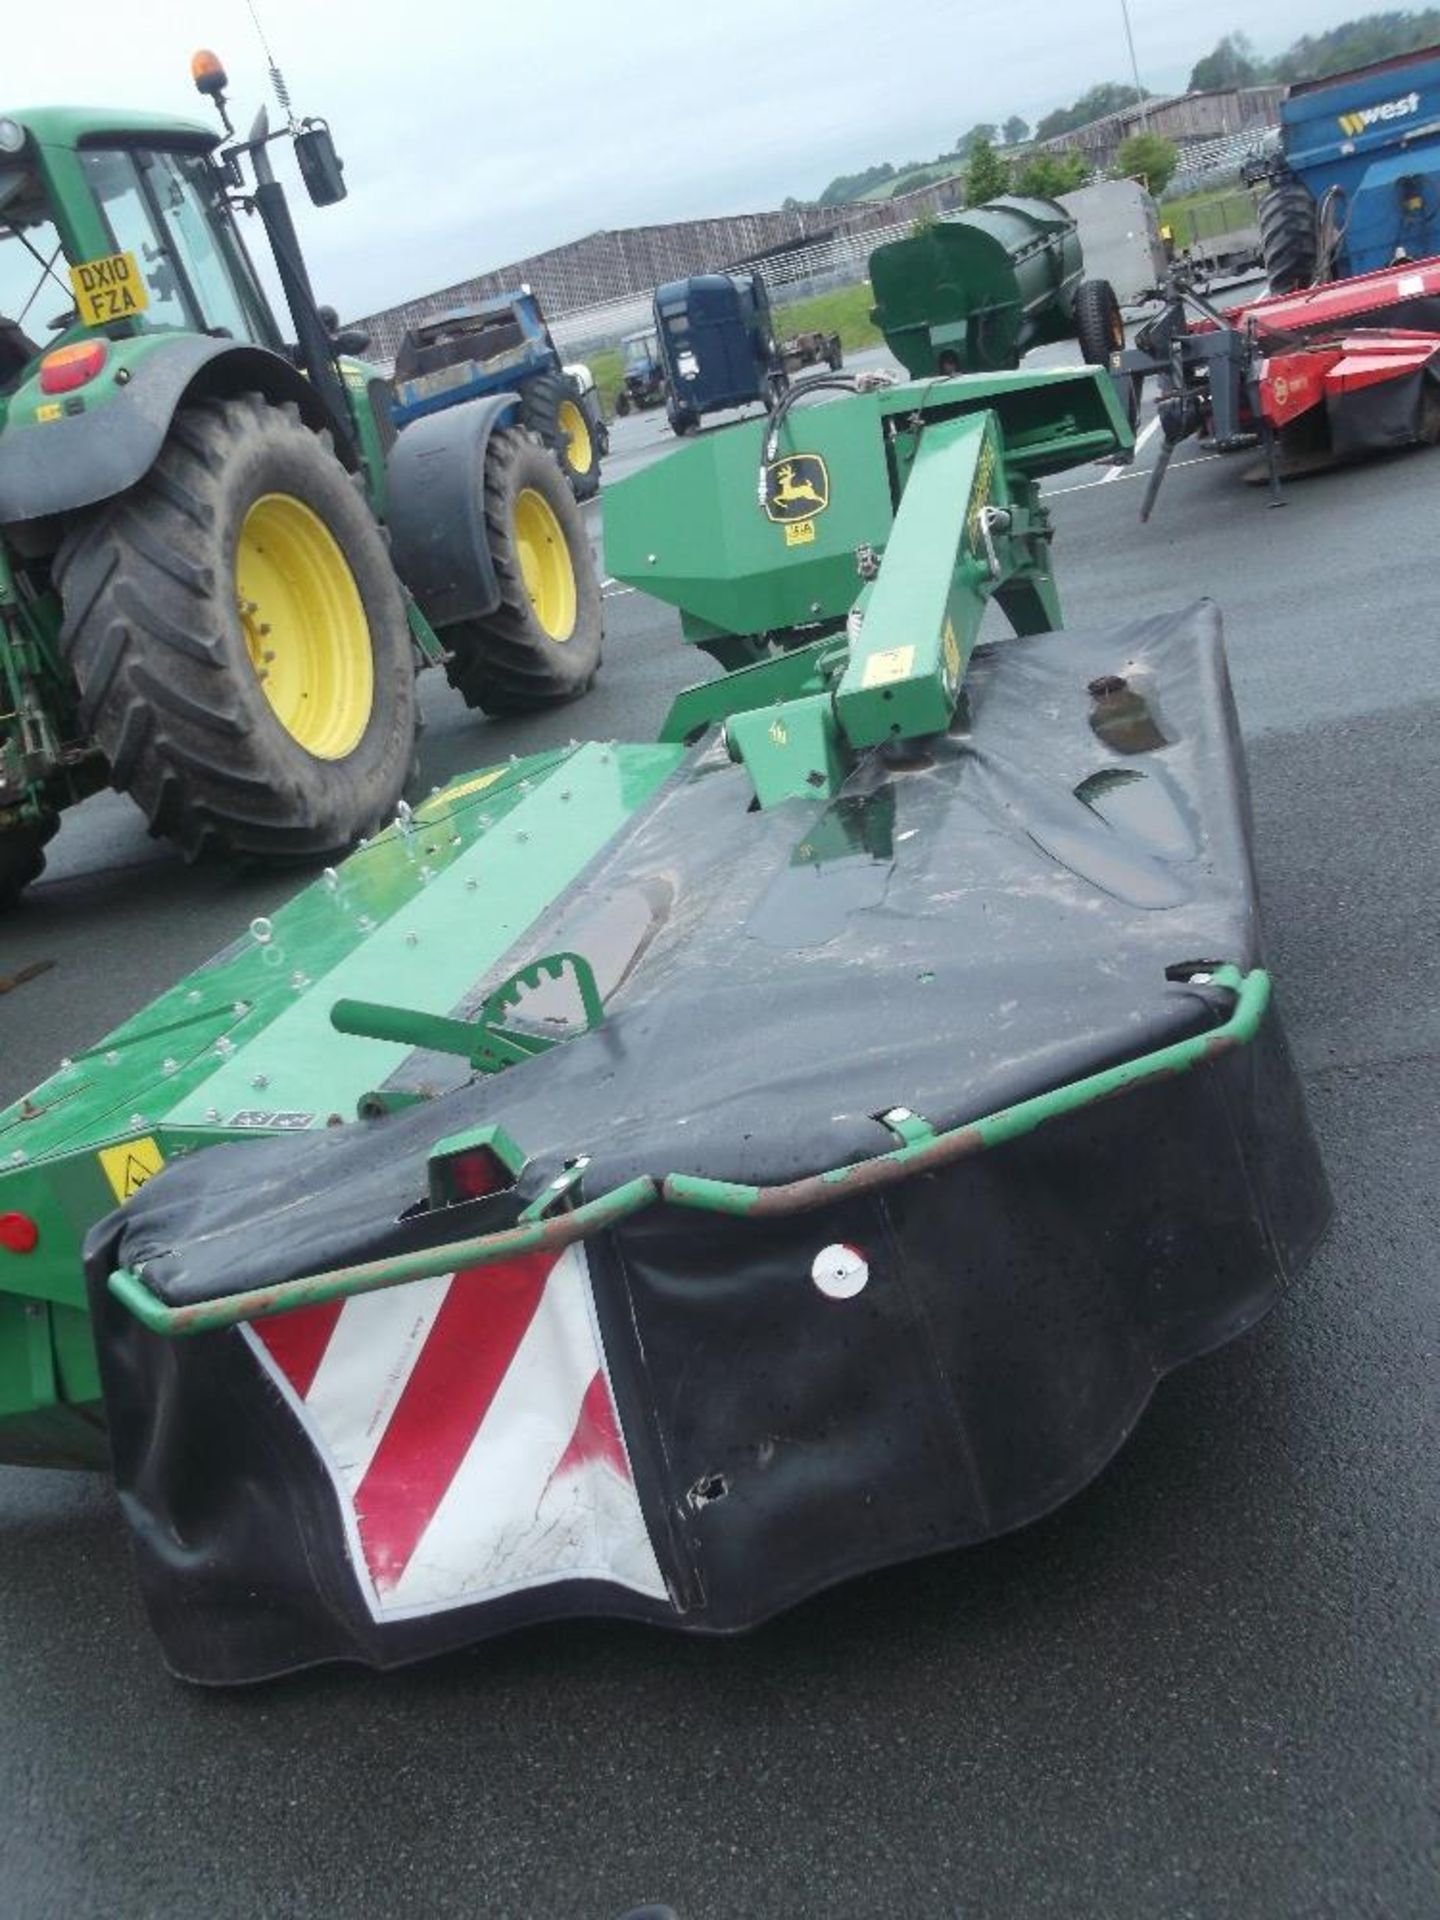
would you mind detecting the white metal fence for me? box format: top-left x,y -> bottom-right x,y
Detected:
1169,127 -> 1277,195
550,215 -> 918,356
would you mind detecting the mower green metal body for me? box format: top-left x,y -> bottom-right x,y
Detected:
0,363 -> 1131,1465
0,365 -> 1334,1684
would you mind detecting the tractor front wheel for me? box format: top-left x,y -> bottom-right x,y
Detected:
580,385 -> 610,461
1075,279 -> 1125,366
441,428 -> 602,716
54,394 -> 417,865
522,371 -> 602,500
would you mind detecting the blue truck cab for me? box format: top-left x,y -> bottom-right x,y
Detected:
652,272 -> 787,435
1258,45 -> 1440,287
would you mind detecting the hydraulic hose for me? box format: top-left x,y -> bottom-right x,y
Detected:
757,371 -> 880,505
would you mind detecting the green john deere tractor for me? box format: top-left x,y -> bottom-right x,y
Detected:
0,53 -> 602,906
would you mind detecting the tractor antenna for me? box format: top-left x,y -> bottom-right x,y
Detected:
244,0 -> 298,130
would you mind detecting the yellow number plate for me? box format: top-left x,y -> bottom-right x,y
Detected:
70,251 -> 149,326
783,518 -> 816,547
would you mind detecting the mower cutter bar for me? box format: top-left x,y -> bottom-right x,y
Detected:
108,965 -> 1269,1337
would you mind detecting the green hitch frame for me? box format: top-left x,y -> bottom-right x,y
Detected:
108,966 -> 1268,1338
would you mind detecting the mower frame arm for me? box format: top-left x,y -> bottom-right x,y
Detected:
109,967 -> 1269,1337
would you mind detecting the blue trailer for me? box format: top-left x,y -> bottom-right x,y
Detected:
652,273 -> 788,436
1254,45 -> 1440,291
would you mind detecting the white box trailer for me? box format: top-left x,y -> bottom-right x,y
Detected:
1059,179 -> 1167,304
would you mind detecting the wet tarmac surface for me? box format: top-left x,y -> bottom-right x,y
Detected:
1,373 -> 1436,1918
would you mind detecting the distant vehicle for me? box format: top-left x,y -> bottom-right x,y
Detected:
652,272 -> 788,435
614,329 -> 666,413
779,327 -> 843,372
390,289 -> 604,499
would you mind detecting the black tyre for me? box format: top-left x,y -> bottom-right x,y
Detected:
53,393 -> 416,864
667,407 -> 698,436
580,386 -> 610,461
826,339 -> 843,371
0,810 -> 59,909
521,370 -> 601,500
615,389 -> 632,416
440,428 -> 602,716
1075,278 -> 1125,366
1121,370 -> 1143,434
1259,181 -> 1318,293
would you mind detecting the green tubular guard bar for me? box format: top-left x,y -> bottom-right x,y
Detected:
108,966 -> 1269,1337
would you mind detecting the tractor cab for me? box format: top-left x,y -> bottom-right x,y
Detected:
0,110 -> 281,380
622,328 -> 660,377
651,271 -> 787,436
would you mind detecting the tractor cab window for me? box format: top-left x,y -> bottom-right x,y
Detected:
623,333 -> 657,370
0,166 -> 70,355
80,147 -> 264,344
148,150 -> 255,342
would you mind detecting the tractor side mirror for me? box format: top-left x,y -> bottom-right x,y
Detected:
316,304 -> 369,356
294,122 -> 346,206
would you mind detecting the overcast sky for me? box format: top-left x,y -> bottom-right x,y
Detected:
6,0 -> 1370,318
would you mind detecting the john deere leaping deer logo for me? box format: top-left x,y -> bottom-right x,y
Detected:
763,454 -> 830,524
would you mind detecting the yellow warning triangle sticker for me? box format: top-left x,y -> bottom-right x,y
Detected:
98,1135 -> 165,1203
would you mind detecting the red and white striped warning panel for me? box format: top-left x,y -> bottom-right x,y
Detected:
243,1244 -> 667,1620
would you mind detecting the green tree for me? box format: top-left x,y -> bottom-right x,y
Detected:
1113,131 -> 1179,195
965,134 -> 1012,206
1188,32 -> 1266,91
1014,149 -> 1090,197
817,162 -> 896,205
1036,81 -> 1145,142
1002,114 -> 1031,146
1271,10 -> 1440,83
956,122 -> 1000,158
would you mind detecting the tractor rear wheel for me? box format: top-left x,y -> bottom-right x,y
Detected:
1259,181 -> 1319,293
440,428 -> 602,716
53,393 -> 417,865
522,371 -> 601,499
1076,279 -> 1125,366
0,810 -> 59,909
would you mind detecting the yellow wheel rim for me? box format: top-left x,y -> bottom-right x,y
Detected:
235,493 -> 374,760
514,488 -> 577,640
556,396 -> 594,476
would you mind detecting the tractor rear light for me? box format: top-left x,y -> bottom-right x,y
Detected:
39,340 -> 108,395
443,1147 -> 513,1201
425,1125 -> 527,1210
0,1212 -> 39,1254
